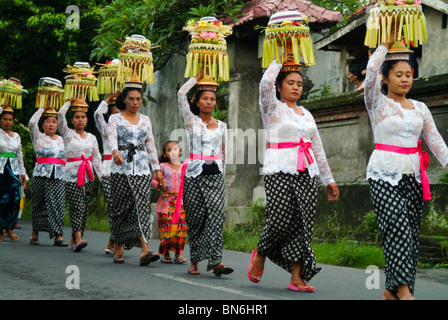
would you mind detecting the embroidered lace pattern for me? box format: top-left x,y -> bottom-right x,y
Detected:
58,101 -> 103,183
29,108 -> 66,179
259,61 -> 335,186
177,77 -> 227,178
107,112 -> 160,176
364,45 -> 448,185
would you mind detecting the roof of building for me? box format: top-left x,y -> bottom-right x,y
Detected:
222,0 -> 343,29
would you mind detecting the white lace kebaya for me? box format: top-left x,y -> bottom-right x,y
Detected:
177,77 -> 227,178
94,100 -> 113,176
0,130 -> 26,177
259,60 -> 335,187
58,101 -> 102,183
29,108 -> 66,179
364,45 -> 448,186
107,112 -> 160,176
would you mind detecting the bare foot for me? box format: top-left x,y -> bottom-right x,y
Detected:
6,229 -> 19,241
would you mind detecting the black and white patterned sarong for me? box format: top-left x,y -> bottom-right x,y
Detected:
183,173 -> 225,270
257,171 -> 321,282
109,173 -> 152,250
31,177 -> 65,239
101,175 -> 113,238
369,175 -> 423,295
65,181 -> 94,238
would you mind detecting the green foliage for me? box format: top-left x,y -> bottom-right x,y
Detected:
313,239 -> 385,269
439,171 -> 448,185
358,209 -> 380,234
90,0 -> 245,71
308,85 -> 332,99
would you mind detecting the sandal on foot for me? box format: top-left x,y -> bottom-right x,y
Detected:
113,254 -> 125,263
54,240 -> 68,247
29,238 -> 40,245
213,264 -> 234,277
161,257 -> 173,264
139,251 -> 160,266
72,240 -> 88,252
188,265 -> 200,275
287,282 -> 314,293
247,248 -> 263,283
174,257 -> 187,264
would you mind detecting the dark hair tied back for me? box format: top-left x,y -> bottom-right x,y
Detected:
115,87 -> 143,111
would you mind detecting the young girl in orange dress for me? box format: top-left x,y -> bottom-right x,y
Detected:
151,141 -> 187,264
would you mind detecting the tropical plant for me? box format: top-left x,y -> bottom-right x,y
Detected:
90,0 -> 245,71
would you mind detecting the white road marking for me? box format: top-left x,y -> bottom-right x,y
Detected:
153,273 -> 291,300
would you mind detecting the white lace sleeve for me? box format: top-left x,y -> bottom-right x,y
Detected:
29,108 -> 45,149
57,101 -> 71,137
221,122 -> 227,175
91,135 -> 103,181
94,100 -> 108,138
259,60 -> 283,127
107,114 -> 118,153
15,134 -> 26,175
310,120 -> 335,187
177,77 -> 198,134
420,102 -> 448,167
145,117 -> 160,171
364,45 -> 388,116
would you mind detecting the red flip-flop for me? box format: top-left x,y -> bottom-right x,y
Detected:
287,282 -> 315,293
247,248 -> 263,283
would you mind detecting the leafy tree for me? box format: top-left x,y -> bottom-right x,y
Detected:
90,0 -> 245,71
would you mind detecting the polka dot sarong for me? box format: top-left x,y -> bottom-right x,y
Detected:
257,171 -> 321,282
65,181 -> 94,238
183,173 -> 225,270
109,173 -> 153,250
369,175 -> 423,295
31,177 -> 65,239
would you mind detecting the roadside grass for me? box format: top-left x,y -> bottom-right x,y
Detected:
223,226 -> 385,269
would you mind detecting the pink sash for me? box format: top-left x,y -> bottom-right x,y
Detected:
66,155 -> 94,187
172,153 -> 220,224
268,137 -> 313,171
375,140 -> 431,201
36,157 -> 66,165
103,154 -> 112,161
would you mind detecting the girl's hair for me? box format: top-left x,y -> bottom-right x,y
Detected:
159,140 -> 181,163
275,71 -> 302,100
190,90 -> 218,115
103,103 -> 117,123
380,59 -> 412,92
349,63 -> 366,81
115,87 -> 143,111
0,110 -> 14,121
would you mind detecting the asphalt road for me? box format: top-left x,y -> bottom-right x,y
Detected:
1,221 -> 447,305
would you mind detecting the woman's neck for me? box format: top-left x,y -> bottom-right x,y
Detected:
281,98 -> 297,109
75,128 -> 85,136
199,112 -> 212,122
387,91 -> 407,103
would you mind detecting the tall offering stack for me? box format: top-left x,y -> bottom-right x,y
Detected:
35,77 -> 64,116
63,62 -> 99,112
183,16 -> 232,82
0,77 -> 28,111
261,11 -> 315,70
97,59 -> 120,95
364,0 -> 427,48
116,35 -> 154,87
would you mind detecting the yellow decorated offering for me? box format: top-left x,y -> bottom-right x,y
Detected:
262,11 -> 315,69
63,62 -> 99,103
35,77 -> 64,111
183,16 -> 232,82
0,77 -> 28,110
365,0 -> 427,48
117,35 -> 154,86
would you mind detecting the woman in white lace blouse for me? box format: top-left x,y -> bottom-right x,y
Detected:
248,59 -> 339,293
29,107 -> 67,247
0,107 -> 26,242
58,99 -> 102,252
365,42 -> 448,300
94,93 -> 120,254
108,80 -> 163,266
177,71 -> 232,277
